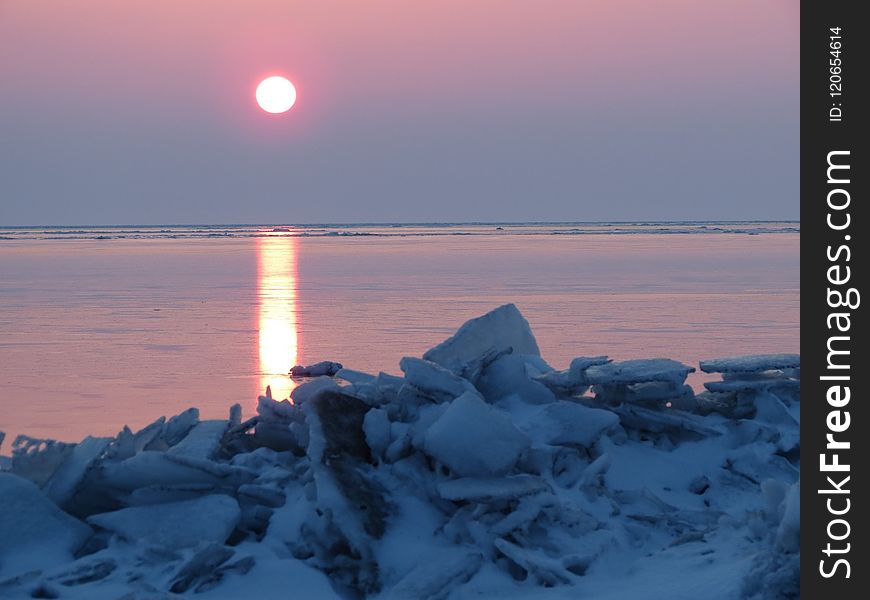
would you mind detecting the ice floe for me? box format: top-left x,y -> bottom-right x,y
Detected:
290,361 -> 344,378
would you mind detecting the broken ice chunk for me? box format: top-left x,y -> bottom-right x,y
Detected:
409,403 -> 449,451
520,401 -> 619,447
423,303 -> 540,377
623,381 -> 693,400
612,404 -> 721,437
700,372 -> 800,422
335,368 -> 377,386
107,417 -> 166,460
87,495 -> 241,548
586,359 -> 696,409
699,354 -> 800,374
423,391 -> 531,477
476,353 -> 557,404
98,451 -> 256,491
254,394 -> 305,452
585,358 -> 695,386
399,356 -> 478,402
290,376 -> 342,404
0,473 -> 93,576
568,355 -> 612,374
167,420 -> 229,460
290,361 -> 343,377
532,356 -> 610,396
163,408 -> 200,447
363,408 -> 391,461
44,436 -> 113,508
704,379 -> 800,394
11,435 -> 75,487
336,370 -> 383,403
694,390 -> 739,416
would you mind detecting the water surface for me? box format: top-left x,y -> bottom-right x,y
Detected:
0,223 -> 799,443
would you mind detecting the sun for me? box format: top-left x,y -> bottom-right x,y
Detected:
256,76 -> 297,114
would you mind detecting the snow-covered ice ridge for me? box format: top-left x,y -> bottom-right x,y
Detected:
0,304 -> 799,599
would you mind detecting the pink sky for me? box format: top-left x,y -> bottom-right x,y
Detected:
0,0 -> 799,224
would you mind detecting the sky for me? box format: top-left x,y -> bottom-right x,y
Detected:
0,0 -> 799,225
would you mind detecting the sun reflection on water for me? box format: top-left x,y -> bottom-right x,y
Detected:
257,234 -> 298,401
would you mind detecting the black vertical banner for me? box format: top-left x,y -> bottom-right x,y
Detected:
802,0 -> 867,597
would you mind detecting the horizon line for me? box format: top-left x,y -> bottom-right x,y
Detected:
0,219 -> 801,229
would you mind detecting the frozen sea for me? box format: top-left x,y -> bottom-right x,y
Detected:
0,222 -> 799,444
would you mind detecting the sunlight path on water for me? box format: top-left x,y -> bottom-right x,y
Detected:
257,235 -> 298,401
